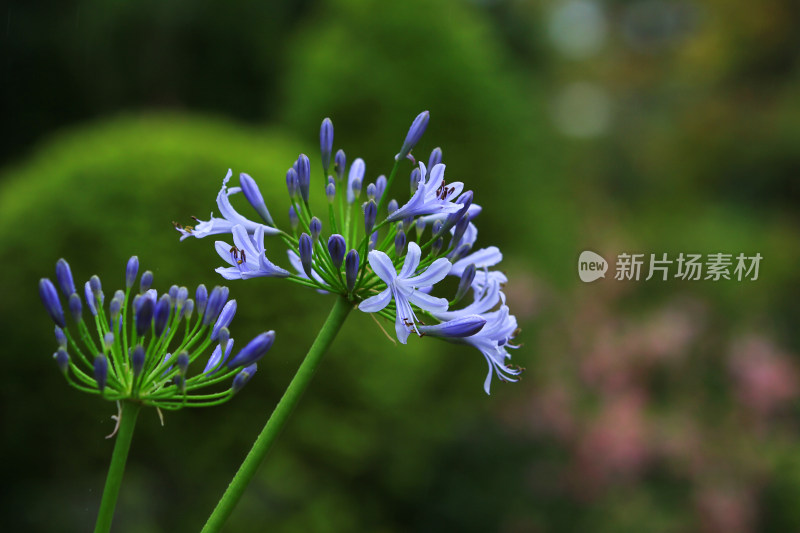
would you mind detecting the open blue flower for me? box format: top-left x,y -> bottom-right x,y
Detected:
359,242 -> 452,343
176,170 -> 281,241
214,224 -> 290,280
387,162 -> 464,222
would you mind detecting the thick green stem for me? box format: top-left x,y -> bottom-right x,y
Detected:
201,296 -> 353,533
94,401 -> 142,533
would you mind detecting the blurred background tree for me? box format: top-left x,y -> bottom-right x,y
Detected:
2,0 -> 799,531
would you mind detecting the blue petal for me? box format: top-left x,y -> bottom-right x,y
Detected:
358,288 -> 392,312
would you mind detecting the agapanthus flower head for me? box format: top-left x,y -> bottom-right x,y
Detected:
39,257 -> 276,409
176,111 -> 523,393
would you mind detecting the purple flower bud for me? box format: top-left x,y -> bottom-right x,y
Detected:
168,285 -> 179,303
395,230 -> 406,256
39,278 -> 65,327
432,237 -> 444,257
403,216 -> 414,234
432,219 -> 443,235
448,243 -> 472,263
55,326 -> 67,348
131,345 -> 145,377
54,349 -> 69,375
240,172 -> 274,225
94,355 -> 108,391
227,331 -> 275,369
196,284 -> 208,316
218,327 -> 230,353
416,217 -> 427,236
375,175 -> 387,201
204,338 -> 234,374
310,217 -> 322,244
454,264 -> 476,305
388,199 -> 398,216
139,270 -> 154,293
56,259 -> 75,296
135,296 -> 154,336
320,117 -> 334,173
418,315 -> 486,339
410,168 -> 421,193
328,234 -> 346,269
428,147 -> 442,171
125,256 -> 139,289
89,275 -> 102,297
174,374 -> 186,392
103,332 -> 114,350
351,178 -> 362,200
345,250 -> 359,292
326,182 -> 336,203
232,363 -> 258,393
153,294 -> 171,337
211,300 -> 237,341
299,233 -> 313,278
288,206 -> 299,231
441,191 -> 473,236
182,299 -> 194,320
68,293 -> 82,322
398,111 -> 430,159
369,231 -> 379,252
176,286 -> 189,307
84,281 -> 97,316
334,149 -> 346,181
176,351 -> 190,375
286,167 -> 299,198
366,183 -> 376,200
109,296 -> 122,319
296,154 -> 311,203
363,200 -> 377,236
451,215 -> 470,249
203,286 -> 229,326
347,158 -> 365,204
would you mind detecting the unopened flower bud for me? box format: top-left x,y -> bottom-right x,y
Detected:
39,278 -> 65,328
326,182 -> 336,203
320,117 -> 334,174
453,264 -> 476,305
328,234 -> 346,269
94,355 -> 108,391
448,243 -> 472,263
68,293 -> 82,322
240,172 -> 274,225
84,281 -> 97,316
296,154 -> 311,203
195,284 -> 208,316
135,296 -> 154,336
410,168 -> 421,193
176,351 -> 190,375
364,200 -> 377,236
398,110 -> 429,160
228,331 -> 275,368
395,230 -> 406,256
428,147 -> 442,171
310,217 -> 322,244
182,298 -> 194,320
55,326 -> 67,348
345,250 -> 359,292
125,256 -> 139,289
212,300 -> 237,341
54,349 -> 69,375
139,270 -> 154,293
203,286 -> 229,326
286,168 -> 299,199
299,233 -> 313,278
388,199 -> 399,216
335,149 -> 346,181
375,175 -> 387,201
103,332 -> 114,350
366,183 -> 376,200
153,294 -> 171,337
432,237 -> 444,257
232,363 -> 258,393
369,231 -> 379,252
288,206 -> 299,231
56,259 -> 75,296
131,345 -> 145,377
451,215 -> 470,249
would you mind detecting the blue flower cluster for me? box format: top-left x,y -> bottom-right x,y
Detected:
176,112 -> 522,393
39,257 -> 274,408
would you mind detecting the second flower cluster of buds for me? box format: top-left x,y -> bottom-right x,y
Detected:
39,256 -> 275,410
